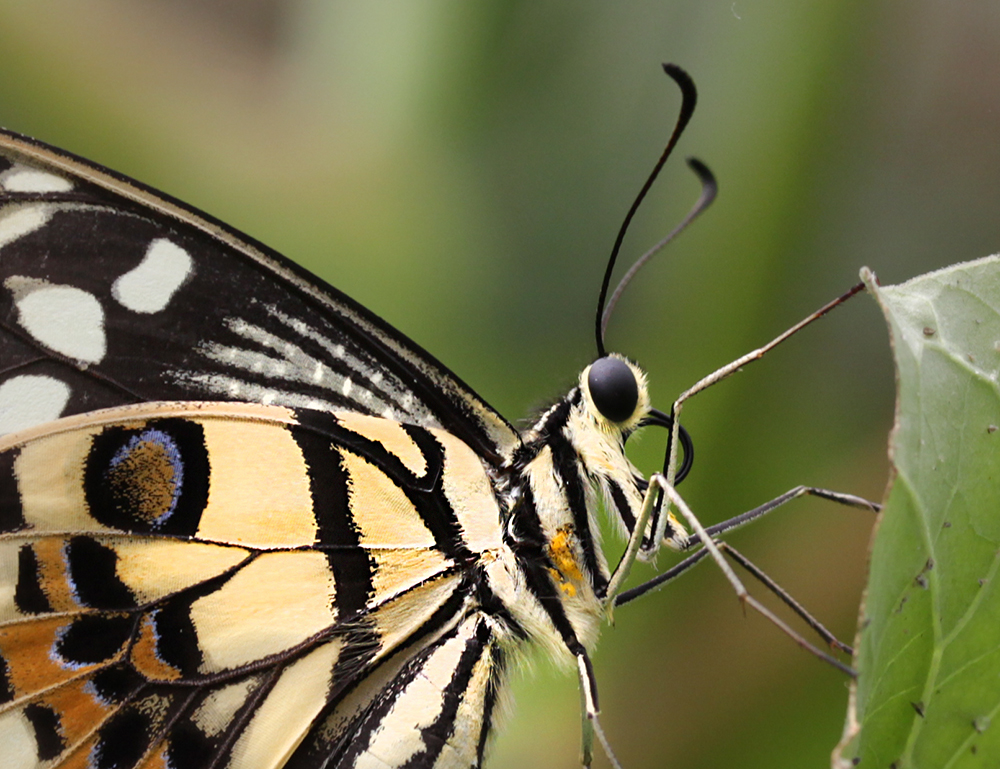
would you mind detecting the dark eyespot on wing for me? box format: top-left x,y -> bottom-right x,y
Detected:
84,418 -> 209,535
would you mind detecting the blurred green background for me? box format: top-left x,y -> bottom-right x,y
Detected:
2,2 -> 998,767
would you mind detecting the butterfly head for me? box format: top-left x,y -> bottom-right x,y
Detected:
580,354 -> 650,435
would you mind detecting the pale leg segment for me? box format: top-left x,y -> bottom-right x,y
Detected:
604,474 -> 667,608
576,651 -> 623,769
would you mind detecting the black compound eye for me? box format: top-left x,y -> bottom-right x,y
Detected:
587,356 -> 639,423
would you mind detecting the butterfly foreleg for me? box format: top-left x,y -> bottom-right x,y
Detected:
658,281 -> 868,540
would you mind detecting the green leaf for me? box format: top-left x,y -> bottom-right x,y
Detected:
835,255 -> 1000,768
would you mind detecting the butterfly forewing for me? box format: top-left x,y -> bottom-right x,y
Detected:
0,131 -> 518,463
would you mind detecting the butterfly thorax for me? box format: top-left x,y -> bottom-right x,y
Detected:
498,356 -> 654,657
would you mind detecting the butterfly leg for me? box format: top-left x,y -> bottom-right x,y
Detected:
696,485 -> 879,544
658,281 -> 867,532
603,473 -> 671,608
576,650 -> 622,769
616,483 -> 876,658
719,541 -> 853,653
653,476 -> 857,675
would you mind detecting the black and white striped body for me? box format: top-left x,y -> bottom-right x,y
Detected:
0,130 -> 670,768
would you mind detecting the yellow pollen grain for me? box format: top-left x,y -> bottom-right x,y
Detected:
547,526 -> 584,583
548,567 -> 577,597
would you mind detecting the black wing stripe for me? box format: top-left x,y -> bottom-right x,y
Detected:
13,543 -> 52,615
289,574 -> 472,768
291,421 -> 375,618
23,701 -> 65,760
475,639 -> 506,768
0,445 -> 25,533
292,408 -> 438,492
167,672 -> 270,769
404,616 -> 498,769
399,425 -> 476,563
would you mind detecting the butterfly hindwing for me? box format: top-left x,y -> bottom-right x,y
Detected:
0,402 -> 507,769
0,130 -> 519,463
287,612 -> 507,769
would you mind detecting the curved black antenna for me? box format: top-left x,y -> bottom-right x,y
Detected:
600,158 -> 717,340
594,63 -> 698,357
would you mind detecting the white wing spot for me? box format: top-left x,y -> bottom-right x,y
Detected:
334,344 -> 345,359
0,204 -> 53,249
13,284 -> 106,363
0,375 -> 70,435
111,238 -> 193,313
1,164 -> 73,193
342,378 -> 353,397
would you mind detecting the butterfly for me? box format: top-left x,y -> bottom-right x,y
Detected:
0,65 -> 871,769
